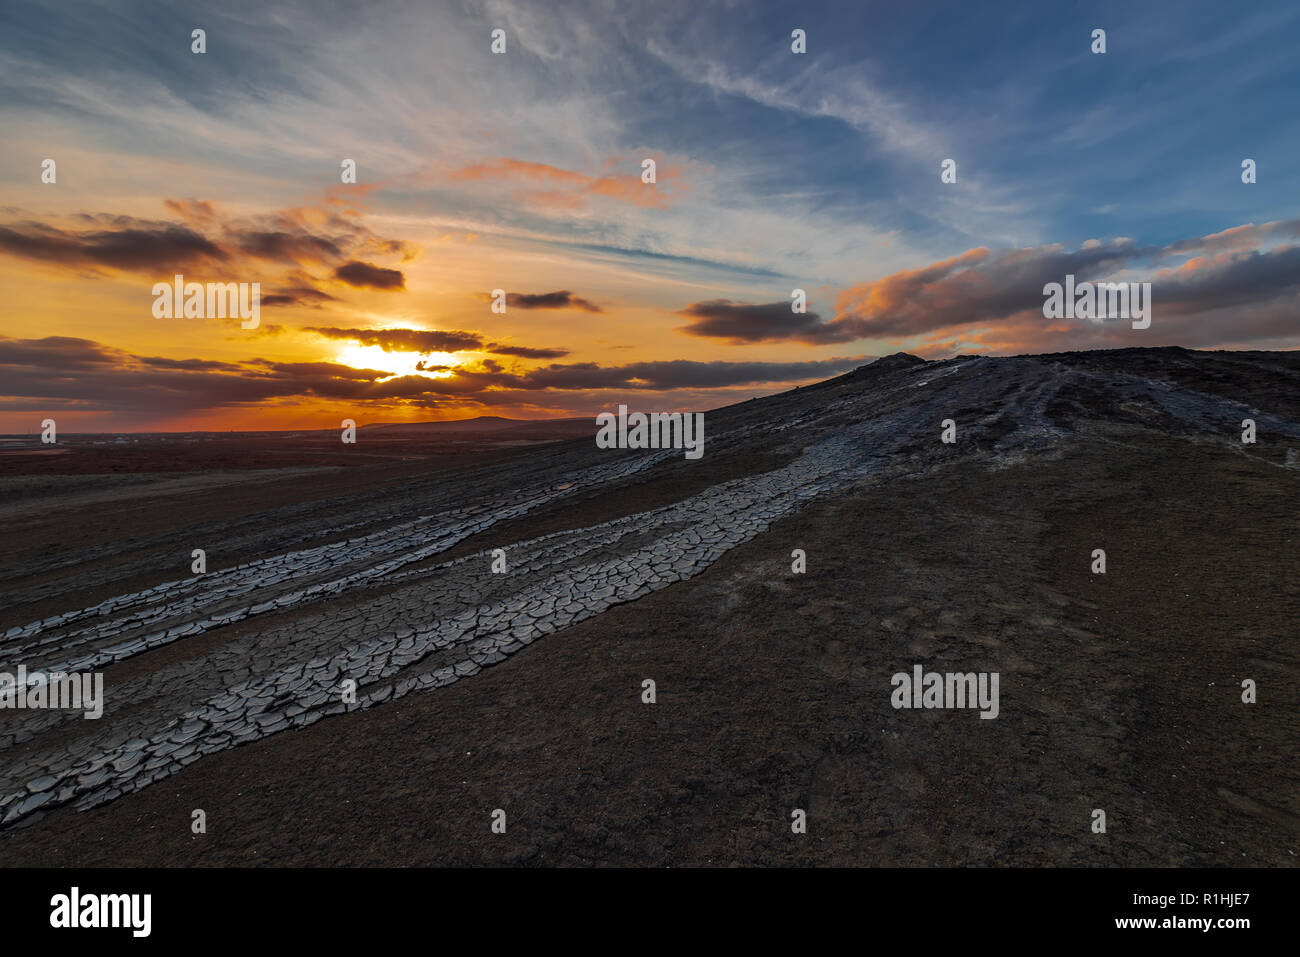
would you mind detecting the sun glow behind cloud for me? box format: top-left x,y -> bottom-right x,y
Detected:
334,344 -> 461,379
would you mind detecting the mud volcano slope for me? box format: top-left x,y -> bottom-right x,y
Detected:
1,348 -> 1297,865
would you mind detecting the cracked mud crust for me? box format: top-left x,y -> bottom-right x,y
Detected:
0,349 -> 1296,865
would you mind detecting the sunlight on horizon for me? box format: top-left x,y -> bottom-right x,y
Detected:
334,344 -> 460,379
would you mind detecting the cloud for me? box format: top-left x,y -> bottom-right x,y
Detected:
645,37 -> 947,164
831,223 -> 1300,347
238,231 -> 344,264
0,336 -> 124,370
476,289 -> 603,312
162,200 -> 219,223
449,157 -> 688,210
247,360 -> 394,381
677,299 -> 848,344
0,335 -> 868,421
332,260 -> 405,290
0,202 -> 412,300
486,344 -> 571,359
307,326 -> 483,353
666,221 -> 1300,353
138,356 -> 245,372
261,287 -> 340,308
307,327 -> 572,361
472,356 -> 868,391
0,221 -> 227,272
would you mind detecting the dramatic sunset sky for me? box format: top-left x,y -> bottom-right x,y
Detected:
2,0 -> 1298,431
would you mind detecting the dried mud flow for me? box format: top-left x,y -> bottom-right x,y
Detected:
0,348 -> 1296,866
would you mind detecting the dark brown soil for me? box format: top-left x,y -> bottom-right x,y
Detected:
3,430 -> 1294,866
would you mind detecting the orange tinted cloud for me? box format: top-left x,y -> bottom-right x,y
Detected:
678,223 -> 1300,353
448,157 -> 688,209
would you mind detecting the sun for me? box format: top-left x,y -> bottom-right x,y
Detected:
334,344 -> 459,379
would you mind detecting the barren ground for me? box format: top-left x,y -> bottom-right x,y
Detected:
0,349 -> 1296,866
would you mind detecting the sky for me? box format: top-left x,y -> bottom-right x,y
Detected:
1,0 -> 1298,432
